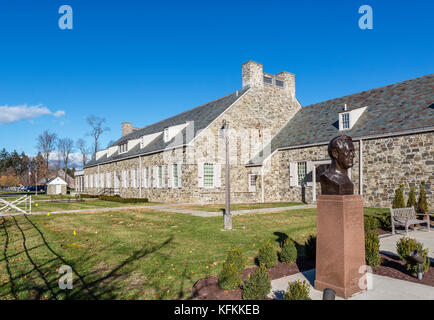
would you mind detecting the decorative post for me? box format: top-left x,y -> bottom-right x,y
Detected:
220,120 -> 232,231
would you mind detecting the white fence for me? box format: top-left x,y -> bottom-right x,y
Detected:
0,195 -> 32,215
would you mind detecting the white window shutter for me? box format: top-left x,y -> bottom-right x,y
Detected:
306,161 -> 314,186
178,162 -> 182,188
153,166 -> 157,188
198,162 -> 204,188
162,165 -> 166,188
214,163 -> 221,188
289,162 -> 298,187
168,164 -> 172,188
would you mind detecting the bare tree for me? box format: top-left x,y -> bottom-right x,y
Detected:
58,138 -> 74,180
36,130 -> 57,182
76,138 -> 89,169
86,115 -> 109,158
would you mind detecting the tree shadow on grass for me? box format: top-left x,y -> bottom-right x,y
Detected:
0,214 -> 174,300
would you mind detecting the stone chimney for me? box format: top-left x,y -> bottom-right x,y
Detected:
242,61 -> 264,89
276,71 -> 296,99
122,122 -> 133,136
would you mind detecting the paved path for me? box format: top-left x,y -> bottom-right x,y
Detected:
268,268 -> 434,300
0,203 -> 314,218
380,228 -> 433,259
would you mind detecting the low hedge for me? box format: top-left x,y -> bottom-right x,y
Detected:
98,195 -> 149,203
78,194 -> 99,199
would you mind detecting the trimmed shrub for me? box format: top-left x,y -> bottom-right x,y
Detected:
417,181 -> 429,214
392,184 -> 405,209
242,264 -> 271,300
284,280 -> 311,300
99,195 -> 148,203
225,247 -> 245,275
79,194 -> 100,199
407,186 -> 417,210
280,238 -> 298,264
305,235 -> 316,260
218,247 -> 245,290
365,230 -> 381,267
364,216 -> 380,232
396,237 -> 430,274
378,213 -> 392,229
258,240 -> 278,268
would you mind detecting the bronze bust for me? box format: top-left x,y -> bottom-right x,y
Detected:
320,135 -> 355,195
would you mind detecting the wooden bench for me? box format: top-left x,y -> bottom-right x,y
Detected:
390,207 -> 430,235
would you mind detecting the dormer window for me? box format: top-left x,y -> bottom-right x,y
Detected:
339,106 -> 367,131
163,128 -> 169,142
119,143 -> 128,154
341,113 -> 350,130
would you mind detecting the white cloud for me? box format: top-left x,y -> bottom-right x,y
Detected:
0,104 -> 66,124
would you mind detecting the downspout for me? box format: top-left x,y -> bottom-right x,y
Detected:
139,155 -> 142,198
359,139 -> 363,196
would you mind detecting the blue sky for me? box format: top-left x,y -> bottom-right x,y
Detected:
0,0 -> 433,161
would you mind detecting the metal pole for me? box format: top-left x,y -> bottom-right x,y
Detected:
35,168 -> 38,196
224,125 -> 232,230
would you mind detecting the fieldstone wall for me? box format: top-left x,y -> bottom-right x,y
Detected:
264,131 -> 433,209
83,82 -> 299,204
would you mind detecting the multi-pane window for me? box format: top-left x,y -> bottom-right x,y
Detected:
119,143 -> 128,153
131,169 -> 135,188
275,79 -> 284,88
144,167 -> 149,188
163,128 -> 169,142
158,165 -> 163,188
263,76 -> 273,85
106,172 -> 111,188
297,162 -> 307,186
341,113 -> 350,129
249,174 -> 257,192
204,163 -> 214,188
173,164 -> 179,188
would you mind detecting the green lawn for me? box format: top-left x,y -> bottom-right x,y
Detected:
31,199 -> 157,213
177,202 -> 306,212
0,207 -> 318,300
0,206 -> 388,300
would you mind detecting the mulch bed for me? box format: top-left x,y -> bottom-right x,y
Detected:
373,254 -> 434,287
193,226 -> 434,300
192,256 -> 315,300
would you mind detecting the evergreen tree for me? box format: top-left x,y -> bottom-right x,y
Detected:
406,186 -> 417,210
392,184 -> 405,209
417,181 -> 429,214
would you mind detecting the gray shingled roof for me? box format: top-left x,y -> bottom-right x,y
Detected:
249,73 -> 434,165
85,87 -> 250,167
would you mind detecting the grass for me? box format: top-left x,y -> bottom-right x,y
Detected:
0,206 -> 387,300
0,207 -> 318,300
177,202 -> 306,212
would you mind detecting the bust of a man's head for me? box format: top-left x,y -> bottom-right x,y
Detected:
320,135 -> 355,195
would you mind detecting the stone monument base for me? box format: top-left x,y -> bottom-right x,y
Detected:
314,194 -> 366,299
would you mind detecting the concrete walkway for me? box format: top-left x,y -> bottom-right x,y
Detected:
269,228 -> 434,300
0,203 -> 314,218
268,268 -> 434,300
379,228 -> 433,259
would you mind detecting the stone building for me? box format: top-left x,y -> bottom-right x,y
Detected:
46,177 -> 68,195
83,61 -> 433,208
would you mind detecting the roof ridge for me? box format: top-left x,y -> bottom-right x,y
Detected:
118,88 -> 248,142
303,73 -> 434,109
